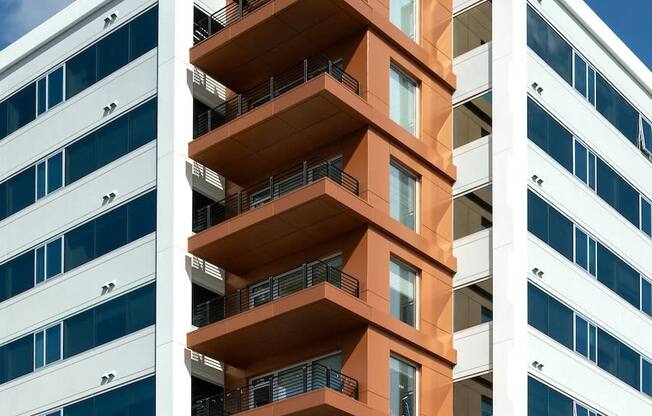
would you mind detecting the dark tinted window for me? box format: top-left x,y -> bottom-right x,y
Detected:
127,283 -> 156,332
128,190 -> 157,240
528,377 -> 573,416
598,329 -> 640,390
130,7 -> 158,60
48,152 -> 63,193
63,308 -> 94,358
0,251 -> 35,302
64,221 -> 95,271
66,45 -> 97,99
129,98 -> 157,150
95,295 -> 127,346
6,83 -> 36,135
62,376 -> 155,416
95,115 -> 129,170
527,6 -> 572,84
527,191 -> 573,261
574,141 -> 587,183
1,334 -> 33,383
48,67 -> 64,108
64,398 -> 94,416
37,78 -> 46,115
528,190 -> 548,241
0,101 -> 7,139
527,98 -> 573,172
66,132 -> 96,184
596,159 -> 639,227
527,283 -> 573,349
595,74 -> 639,145
643,360 -> 652,397
6,167 -> 36,218
574,54 -> 586,96
95,205 -> 128,257
97,26 -> 130,80
596,242 -> 640,308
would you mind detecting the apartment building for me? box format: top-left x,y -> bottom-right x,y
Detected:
451,0 -> 652,415
0,0 -> 457,415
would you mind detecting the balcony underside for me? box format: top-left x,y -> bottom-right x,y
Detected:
188,283 -> 369,367
191,0 -> 366,91
190,75 -> 367,185
234,389 -> 371,416
189,179 -> 367,274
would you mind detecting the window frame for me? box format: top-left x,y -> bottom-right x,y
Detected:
389,159 -> 420,231
389,0 -> 419,42
389,354 -> 419,416
389,63 -> 420,137
389,255 -> 419,328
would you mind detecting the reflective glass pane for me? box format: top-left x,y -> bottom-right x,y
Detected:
3,251 -> 35,300
641,198 -> 651,237
549,207 -> 573,261
65,45 -> 97,99
574,141 -> 587,184
63,308 -> 94,358
547,293 -> 574,349
96,115 -> 129,169
35,331 -> 44,369
48,67 -> 64,108
46,324 -> 61,364
130,7 -> 158,60
97,25 -> 129,80
63,398 -> 93,416
643,119 -> 652,154
453,184 -> 492,239
575,228 -> 588,270
126,283 -> 156,332
643,359 -> 652,397
64,221 -> 95,271
389,66 -> 417,135
588,238 -> 596,276
46,238 -> 62,279
36,161 -> 46,199
527,6 -> 572,84
129,98 -> 157,150
390,163 -> 417,230
95,205 -> 128,258
37,78 -> 47,115
0,100 -> 7,139
588,153 -> 596,190
595,74 -> 639,144
96,383 -> 125,416
453,2 -> 492,57
129,377 -> 156,415
47,152 -> 63,194
95,295 -> 127,346
588,67 -> 596,105
453,92 -> 492,148
589,325 -> 597,362
4,334 -> 33,382
528,377 -> 547,416
574,54 -> 587,97
548,384 -> 573,415
528,190 -> 548,241
575,404 -> 589,416
390,357 -> 416,416
35,245 -> 45,284
390,0 -> 416,40
127,190 -> 157,240
7,167 -> 36,216
575,316 -> 588,357
6,83 -> 36,135
642,279 -> 652,316
390,259 -> 416,326
65,133 -> 96,184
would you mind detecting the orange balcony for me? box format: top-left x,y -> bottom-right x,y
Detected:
190,56 -> 365,185
192,363 -> 368,416
191,0 -> 367,90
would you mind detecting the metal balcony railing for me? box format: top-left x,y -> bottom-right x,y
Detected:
194,0 -> 273,45
193,55 -> 360,138
192,363 -> 359,416
192,158 -> 359,233
192,260 -> 360,327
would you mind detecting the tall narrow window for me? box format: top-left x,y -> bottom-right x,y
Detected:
390,0 -> 417,40
389,65 -> 418,136
390,258 -> 417,327
390,162 -> 417,230
390,356 -> 416,416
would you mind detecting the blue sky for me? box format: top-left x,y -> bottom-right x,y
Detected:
0,0 -> 650,72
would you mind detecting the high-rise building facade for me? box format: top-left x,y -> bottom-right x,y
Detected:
452,1 -> 652,416
0,0 -> 457,415
2,0 -> 651,415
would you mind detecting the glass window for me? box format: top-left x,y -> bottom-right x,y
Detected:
130,7 -> 159,60
390,258 -> 416,326
64,221 -> 95,272
527,98 -> 573,172
574,141 -> 587,184
95,205 -> 128,258
453,92 -> 491,148
37,77 -> 47,116
453,184 -> 492,239
527,377 -> 547,416
37,161 -> 46,199
389,65 -> 418,135
127,190 -> 157,240
48,67 -> 64,109
66,45 -> 97,99
596,159 -> 640,227
3,334 -> 34,383
527,6 -> 572,84
390,162 -> 417,230
96,115 -> 129,168
596,243 -> 640,308
595,74 -> 639,145
63,308 -> 94,358
6,83 -> 37,135
642,118 -> 652,155
588,67 -> 596,105
641,198 -> 651,237
527,283 -> 573,349
35,331 -> 45,369
453,1 -> 492,57
575,228 -> 588,270
46,324 -> 61,364
6,166 -> 36,217
47,152 -> 64,194
66,132 -> 96,184
390,0 -> 417,40
97,26 -> 130,80
126,283 -> 156,333
597,329 -> 640,390
588,152 -> 596,190
0,100 -> 7,139
35,245 -> 46,284
95,295 -> 127,346
481,396 -> 492,416
63,398 -> 93,416
1,251 -> 35,302
574,53 -> 587,97
129,98 -> 157,150
642,279 -> 652,317
575,315 -> 588,357
548,204 -> 574,261
46,238 -> 63,279
390,356 -> 416,416
643,359 -> 652,397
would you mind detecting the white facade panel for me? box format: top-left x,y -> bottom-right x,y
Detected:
0,328 -> 155,416
453,229 -> 492,288
0,145 -> 156,260
453,322 -> 493,380
452,43 -> 491,104
453,136 -> 491,195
